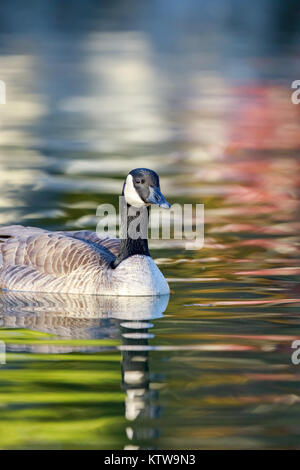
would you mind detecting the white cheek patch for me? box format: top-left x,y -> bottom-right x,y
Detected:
124,174 -> 146,208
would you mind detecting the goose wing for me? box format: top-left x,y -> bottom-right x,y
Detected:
0,225 -> 118,293
60,230 -> 120,257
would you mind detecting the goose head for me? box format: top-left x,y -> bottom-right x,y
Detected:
123,168 -> 171,209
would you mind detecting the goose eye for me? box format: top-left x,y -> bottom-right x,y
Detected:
135,179 -> 141,184
141,179 -> 145,184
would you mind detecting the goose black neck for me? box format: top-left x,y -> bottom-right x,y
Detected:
112,202 -> 150,268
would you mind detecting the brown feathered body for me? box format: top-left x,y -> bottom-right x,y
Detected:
0,225 -> 170,296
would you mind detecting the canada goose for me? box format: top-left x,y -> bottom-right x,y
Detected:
0,168 -> 171,296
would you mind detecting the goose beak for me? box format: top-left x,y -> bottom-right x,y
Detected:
147,187 -> 171,209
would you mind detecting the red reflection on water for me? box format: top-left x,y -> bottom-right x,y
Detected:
229,85 -> 300,150
189,299 -> 300,307
235,267 -> 300,276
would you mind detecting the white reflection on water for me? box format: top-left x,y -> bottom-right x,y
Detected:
0,291 -> 169,341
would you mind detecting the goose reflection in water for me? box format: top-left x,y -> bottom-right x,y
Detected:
0,291 -> 169,446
